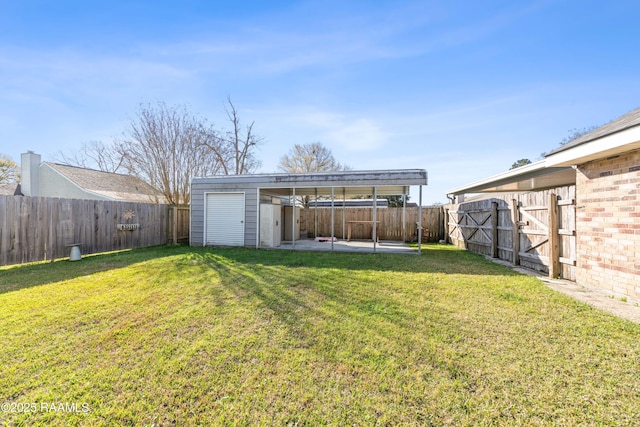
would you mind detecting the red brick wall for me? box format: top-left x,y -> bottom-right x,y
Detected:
576,148 -> 640,298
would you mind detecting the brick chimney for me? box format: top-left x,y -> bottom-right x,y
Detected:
21,151 -> 41,197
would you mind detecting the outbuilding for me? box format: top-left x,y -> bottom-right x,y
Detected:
190,169 -> 428,252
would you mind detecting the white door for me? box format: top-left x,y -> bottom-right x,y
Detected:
205,193 -> 245,246
260,204 -> 282,247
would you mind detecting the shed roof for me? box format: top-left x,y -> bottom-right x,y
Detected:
46,162 -> 163,203
193,169 -> 427,197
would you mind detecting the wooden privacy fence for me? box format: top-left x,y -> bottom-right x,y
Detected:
299,206 -> 444,242
446,186 -> 576,280
0,195 -> 181,266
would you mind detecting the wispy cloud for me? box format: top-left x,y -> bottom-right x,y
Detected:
0,45 -> 202,121
134,2 -> 494,76
146,1 -> 546,76
0,0 -> 545,91
292,110 -> 388,152
327,118 -> 388,152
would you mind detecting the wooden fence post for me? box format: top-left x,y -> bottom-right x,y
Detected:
548,193 -> 560,278
491,201 -> 498,258
171,206 -> 178,245
511,199 -> 520,266
443,208 -> 450,244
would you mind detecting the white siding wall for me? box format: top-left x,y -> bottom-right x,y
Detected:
39,165 -> 109,201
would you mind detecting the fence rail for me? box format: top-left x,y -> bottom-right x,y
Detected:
0,195 -> 178,266
299,206 -> 444,242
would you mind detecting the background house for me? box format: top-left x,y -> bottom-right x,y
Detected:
447,107 -> 640,299
19,151 -> 163,203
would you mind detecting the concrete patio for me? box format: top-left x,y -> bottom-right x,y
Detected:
274,239 -> 417,254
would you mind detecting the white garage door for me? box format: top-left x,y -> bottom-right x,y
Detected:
205,193 -> 245,246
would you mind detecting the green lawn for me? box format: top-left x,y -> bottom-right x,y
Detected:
1,245 -> 639,426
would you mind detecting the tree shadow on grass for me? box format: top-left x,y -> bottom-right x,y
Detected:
183,246 -> 529,351
190,244 -> 521,277
188,250 -> 421,352
0,245 -> 190,295
184,245 -> 527,346
0,244 -> 520,296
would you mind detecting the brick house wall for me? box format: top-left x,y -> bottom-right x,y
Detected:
576,148 -> 640,298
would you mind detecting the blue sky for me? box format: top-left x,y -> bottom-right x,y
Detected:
1,0 -> 639,204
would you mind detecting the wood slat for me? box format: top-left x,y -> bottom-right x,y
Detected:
0,196 -> 8,266
512,199 -> 520,266
548,193 -> 560,278
520,205 -> 549,211
467,241 -> 491,247
520,229 -> 547,236
519,208 -> 548,230
522,237 -> 549,253
519,252 -> 549,264
558,229 -> 575,236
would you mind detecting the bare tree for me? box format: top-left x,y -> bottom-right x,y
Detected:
0,154 -> 20,184
278,142 -> 350,207
560,126 -> 599,146
54,99 -> 263,204
201,96 -> 262,174
278,142 -> 350,173
119,102 -> 226,205
54,141 -> 124,172
541,125 -> 601,157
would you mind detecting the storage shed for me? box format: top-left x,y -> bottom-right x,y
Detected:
190,169 -> 428,252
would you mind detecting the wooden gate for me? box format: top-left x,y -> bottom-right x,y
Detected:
446,186 -> 576,280
447,204 -> 498,256
512,194 -> 576,279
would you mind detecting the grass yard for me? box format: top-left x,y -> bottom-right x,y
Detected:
1,245 -> 639,426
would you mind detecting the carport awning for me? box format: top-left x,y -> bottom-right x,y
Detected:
194,169 -> 428,197
447,161 -> 575,195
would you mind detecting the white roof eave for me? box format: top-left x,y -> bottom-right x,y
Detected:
448,124 -> 640,197
447,160 -> 574,195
